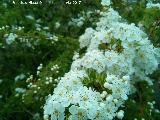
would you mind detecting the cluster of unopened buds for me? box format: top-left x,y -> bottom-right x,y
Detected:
37,63 -> 43,75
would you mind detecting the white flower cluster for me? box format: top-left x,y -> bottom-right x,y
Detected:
43,1 -> 160,120
15,73 -> 26,82
20,63 -> 61,101
50,64 -> 59,72
147,100 -> 160,115
101,0 -> 111,6
68,10 -> 98,27
46,34 -> 58,44
69,16 -> 85,27
146,2 -> 160,9
0,25 -> 9,30
44,69 -> 130,119
79,8 -> 159,82
26,15 -> 35,20
2,24 -> 58,48
5,33 -> 18,45
15,87 -> 26,97
55,22 -> 60,29
0,25 -> 24,31
15,88 -> 26,93
37,63 -> 43,75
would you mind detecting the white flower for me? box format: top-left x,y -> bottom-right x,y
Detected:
77,21 -> 84,27
104,82 -> 112,89
44,101 -> 65,120
15,88 -> 26,93
101,91 -> 107,98
79,28 -> 95,49
72,50 -> 106,73
43,114 -> 49,120
25,15 -> 34,20
15,74 -> 26,82
106,94 -> 113,102
122,75 -> 130,81
146,2 -> 160,9
55,22 -> 60,29
51,102 -> 65,120
101,0 -> 111,6
69,105 -> 87,120
116,110 -> 124,119
6,33 -> 17,45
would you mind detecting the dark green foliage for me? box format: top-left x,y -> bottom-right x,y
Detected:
0,35 -> 78,120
